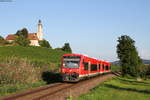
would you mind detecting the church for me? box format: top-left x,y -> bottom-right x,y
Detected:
6,20 -> 44,46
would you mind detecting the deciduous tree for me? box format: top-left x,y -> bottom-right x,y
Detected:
117,35 -> 143,77
62,43 -> 72,53
15,28 -> 30,46
16,28 -> 28,38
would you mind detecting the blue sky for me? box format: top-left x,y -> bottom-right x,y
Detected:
0,0 -> 150,61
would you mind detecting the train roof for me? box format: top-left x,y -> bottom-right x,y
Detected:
63,54 -> 111,65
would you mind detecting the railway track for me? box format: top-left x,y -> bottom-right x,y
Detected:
1,83 -> 74,100
1,72 -> 120,100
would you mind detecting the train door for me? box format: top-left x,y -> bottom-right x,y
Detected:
97,63 -> 99,73
88,61 -> 91,76
83,59 -> 90,77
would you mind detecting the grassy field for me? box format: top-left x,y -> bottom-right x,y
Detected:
111,65 -> 121,72
76,77 -> 150,100
0,46 -> 67,64
0,46 -> 69,71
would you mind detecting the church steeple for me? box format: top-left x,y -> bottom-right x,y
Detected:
38,19 -> 41,24
37,19 -> 43,40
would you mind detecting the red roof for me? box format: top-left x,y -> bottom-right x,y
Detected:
6,33 -> 39,40
6,34 -> 16,40
28,33 -> 39,40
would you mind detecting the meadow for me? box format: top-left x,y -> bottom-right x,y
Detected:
76,77 -> 150,100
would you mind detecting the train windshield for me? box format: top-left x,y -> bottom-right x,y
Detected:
63,56 -> 80,68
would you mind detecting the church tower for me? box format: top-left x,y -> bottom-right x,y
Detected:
37,19 -> 43,40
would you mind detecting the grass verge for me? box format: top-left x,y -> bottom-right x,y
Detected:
0,81 -> 46,97
76,77 -> 150,100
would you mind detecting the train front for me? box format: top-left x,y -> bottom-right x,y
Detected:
60,54 -> 81,82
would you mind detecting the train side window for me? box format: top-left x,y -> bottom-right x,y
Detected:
99,64 -> 101,70
106,65 -> 109,70
83,62 -> 88,71
91,64 -> 97,71
102,64 -> 105,70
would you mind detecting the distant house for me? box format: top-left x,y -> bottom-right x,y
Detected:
5,20 -> 44,46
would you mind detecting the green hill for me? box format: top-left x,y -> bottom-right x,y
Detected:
0,46 -> 69,96
0,46 -> 68,64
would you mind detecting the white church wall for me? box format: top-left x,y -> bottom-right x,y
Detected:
30,40 -> 40,46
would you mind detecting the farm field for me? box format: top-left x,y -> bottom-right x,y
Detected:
76,77 -> 150,100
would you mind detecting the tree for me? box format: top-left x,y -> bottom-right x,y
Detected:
39,39 -> 52,48
0,35 -> 9,45
15,28 -> 30,46
15,35 -> 30,46
116,35 -> 143,77
62,43 -> 72,53
0,36 -> 5,45
0,36 -> 4,41
16,28 -> 28,38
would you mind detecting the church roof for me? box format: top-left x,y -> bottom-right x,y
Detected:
6,33 -> 39,40
28,33 -> 39,40
6,34 -> 16,40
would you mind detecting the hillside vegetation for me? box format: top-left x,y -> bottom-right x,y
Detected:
0,46 -> 68,84
0,46 -> 67,64
0,46 -> 68,96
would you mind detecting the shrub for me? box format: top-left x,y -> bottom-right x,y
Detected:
14,35 -> 30,46
39,39 -> 52,48
0,36 -> 10,46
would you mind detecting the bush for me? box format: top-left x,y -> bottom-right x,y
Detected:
39,39 -> 52,48
0,36 -> 10,46
14,35 -> 30,46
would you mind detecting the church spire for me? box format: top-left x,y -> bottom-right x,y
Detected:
37,19 -> 43,40
38,19 -> 41,24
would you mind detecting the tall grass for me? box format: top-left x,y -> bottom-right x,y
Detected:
0,58 -> 40,85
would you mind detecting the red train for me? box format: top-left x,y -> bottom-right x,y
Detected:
60,54 -> 111,82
